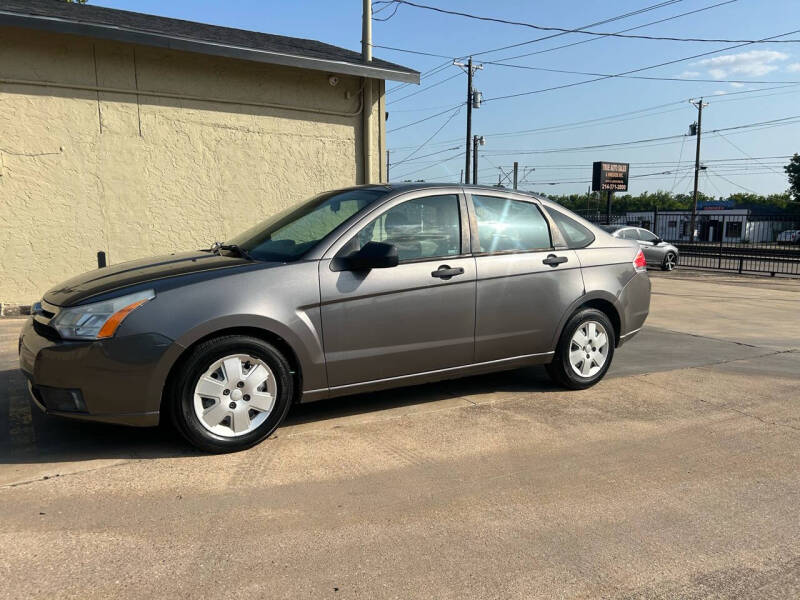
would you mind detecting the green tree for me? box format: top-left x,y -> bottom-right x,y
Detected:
786,154 -> 800,202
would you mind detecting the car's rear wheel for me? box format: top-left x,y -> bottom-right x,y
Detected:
546,309 -> 615,390
170,335 -> 293,453
662,251 -> 677,271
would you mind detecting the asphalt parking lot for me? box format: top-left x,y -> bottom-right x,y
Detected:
2,271 -> 799,599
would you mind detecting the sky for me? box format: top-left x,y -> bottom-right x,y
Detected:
91,0 -> 800,197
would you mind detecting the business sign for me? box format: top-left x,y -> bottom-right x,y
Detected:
592,161 -> 629,192
698,200 -> 734,210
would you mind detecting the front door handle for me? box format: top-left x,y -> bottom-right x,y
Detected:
431,265 -> 464,280
542,254 -> 568,267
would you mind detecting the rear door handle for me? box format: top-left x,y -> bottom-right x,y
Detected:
431,265 -> 464,280
542,254 -> 568,267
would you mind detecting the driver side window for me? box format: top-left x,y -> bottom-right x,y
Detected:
637,229 -> 658,242
340,194 -> 461,262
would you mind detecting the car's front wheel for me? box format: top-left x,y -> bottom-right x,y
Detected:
546,309 -> 615,390
170,335 -> 293,453
662,251 -> 677,271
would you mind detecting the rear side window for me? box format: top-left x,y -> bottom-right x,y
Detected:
472,195 -> 552,253
620,229 -> 638,240
545,207 -> 595,249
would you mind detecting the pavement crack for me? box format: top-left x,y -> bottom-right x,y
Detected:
1,458 -> 140,489
647,326 -> 763,348
632,369 -> 800,435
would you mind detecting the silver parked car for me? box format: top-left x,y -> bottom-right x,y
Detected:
601,225 -> 679,271
20,185 -> 650,452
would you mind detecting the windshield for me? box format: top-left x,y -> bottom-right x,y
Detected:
227,189 -> 386,261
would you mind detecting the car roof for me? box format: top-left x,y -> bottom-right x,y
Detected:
345,182 -> 549,200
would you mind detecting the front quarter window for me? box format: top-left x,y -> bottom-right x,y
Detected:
228,189 -> 385,261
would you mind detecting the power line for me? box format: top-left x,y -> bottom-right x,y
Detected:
477,157 -> 790,170
394,106 -> 463,165
391,145 -> 460,167
372,0 -> 400,21
480,61 -> 800,86
707,169 -> 760,193
480,0 -> 738,63
387,84 -> 800,151
483,29 -> 800,103
712,131 -> 785,175
392,150 -> 463,180
467,0 -> 687,59
387,70 -> 462,104
445,114 -> 800,159
387,0 -> 800,44
387,82 -> 800,147
376,0 -> 688,61
380,1 -> 741,109
387,103 -> 463,133
380,0 -> 694,95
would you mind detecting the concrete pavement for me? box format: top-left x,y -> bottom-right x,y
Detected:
1,271 -> 799,599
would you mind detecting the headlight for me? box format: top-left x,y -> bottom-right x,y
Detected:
51,289 -> 155,340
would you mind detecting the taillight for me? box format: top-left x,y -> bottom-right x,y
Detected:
633,249 -> 647,271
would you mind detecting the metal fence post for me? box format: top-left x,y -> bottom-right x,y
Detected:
653,206 -> 659,237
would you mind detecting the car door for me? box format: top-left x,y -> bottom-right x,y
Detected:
318,191 -> 476,389
469,193 -> 584,363
635,228 -> 662,262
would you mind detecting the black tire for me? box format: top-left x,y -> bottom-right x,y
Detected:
661,251 -> 677,271
169,335 -> 293,453
546,308 -> 616,390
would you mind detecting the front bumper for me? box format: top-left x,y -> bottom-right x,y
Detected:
19,317 -> 175,427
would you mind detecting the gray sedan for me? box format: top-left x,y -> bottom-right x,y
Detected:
20,185 -> 650,452
601,225 -> 679,271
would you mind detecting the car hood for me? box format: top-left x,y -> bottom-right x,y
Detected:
43,250 -> 263,307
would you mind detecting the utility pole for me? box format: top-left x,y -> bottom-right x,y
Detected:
361,0 -> 373,184
689,98 -> 708,242
466,58 -> 473,184
513,161 -> 519,190
472,135 -> 485,184
453,57 -> 482,184
386,150 -> 390,182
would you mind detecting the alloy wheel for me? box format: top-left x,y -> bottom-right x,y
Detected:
664,252 -> 676,271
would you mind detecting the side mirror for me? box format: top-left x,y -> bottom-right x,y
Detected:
333,241 -> 399,272
653,238 -> 663,245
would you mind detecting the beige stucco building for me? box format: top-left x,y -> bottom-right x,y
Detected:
0,0 -> 417,308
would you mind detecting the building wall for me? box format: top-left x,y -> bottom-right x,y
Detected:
0,27 -> 385,304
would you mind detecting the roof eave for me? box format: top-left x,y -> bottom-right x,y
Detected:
0,11 -> 421,84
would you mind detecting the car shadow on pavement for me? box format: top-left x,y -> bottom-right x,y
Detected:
286,366 -> 559,428
0,366 -> 559,465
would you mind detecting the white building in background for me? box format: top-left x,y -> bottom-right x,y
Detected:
624,208 -> 756,242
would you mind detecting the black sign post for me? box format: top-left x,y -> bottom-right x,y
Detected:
592,161 -> 629,224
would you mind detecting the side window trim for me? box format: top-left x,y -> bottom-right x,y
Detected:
465,193 -> 555,255
331,191 -> 470,264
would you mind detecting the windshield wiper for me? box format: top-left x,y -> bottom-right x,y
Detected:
210,241 -> 255,261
